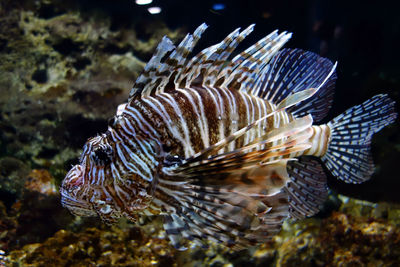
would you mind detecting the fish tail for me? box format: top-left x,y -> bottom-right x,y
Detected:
322,94 -> 397,183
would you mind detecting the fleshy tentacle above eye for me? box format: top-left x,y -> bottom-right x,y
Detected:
90,144 -> 114,166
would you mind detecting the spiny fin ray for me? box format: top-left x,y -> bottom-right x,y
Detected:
157,177 -> 289,250
128,24 -> 294,104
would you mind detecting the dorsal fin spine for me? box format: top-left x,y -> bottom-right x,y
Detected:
221,31 -> 292,90
128,36 -> 175,102
205,25 -> 255,87
129,24 -> 295,103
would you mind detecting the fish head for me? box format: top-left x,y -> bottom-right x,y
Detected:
61,134 -> 120,222
61,132 -> 160,223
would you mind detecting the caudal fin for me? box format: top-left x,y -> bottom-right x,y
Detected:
322,94 -> 397,184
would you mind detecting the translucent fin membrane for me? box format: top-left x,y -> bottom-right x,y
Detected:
285,156 -> 328,219
323,94 -> 397,183
156,180 -> 289,250
255,48 -> 337,122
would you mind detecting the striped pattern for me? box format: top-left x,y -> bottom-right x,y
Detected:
82,126 -> 159,185
61,165 -> 97,217
60,24 -> 337,248
61,116 -> 163,223
301,125 -> 331,157
323,94 -> 397,183
121,88 -> 316,248
61,24 -> 397,250
285,156 -> 328,219
254,48 -> 337,122
156,180 -> 290,249
126,87 -> 277,158
128,24 -> 208,102
127,24 -> 293,105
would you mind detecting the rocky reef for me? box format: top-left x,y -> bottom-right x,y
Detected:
6,226 -> 175,267
0,0 -> 183,265
3,179 -> 400,266
0,0 -> 399,266
0,0 -> 184,185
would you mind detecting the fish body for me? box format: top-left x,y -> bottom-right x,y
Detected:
61,24 -> 397,249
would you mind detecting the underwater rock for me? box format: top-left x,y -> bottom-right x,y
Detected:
0,157 -> 30,203
5,200 -> 400,267
0,201 -> 17,252
6,226 -> 176,267
272,201 -> 400,266
175,197 -> 400,267
0,0 -> 183,182
10,169 -> 74,247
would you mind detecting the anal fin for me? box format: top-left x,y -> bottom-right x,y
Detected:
284,156 -> 328,219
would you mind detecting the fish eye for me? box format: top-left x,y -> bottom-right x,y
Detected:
107,116 -> 115,127
90,145 -> 113,166
107,116 -> 117,128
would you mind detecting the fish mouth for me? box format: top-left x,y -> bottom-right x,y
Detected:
61,164 -> 96,217
60,189 -> 97,217
63,164 -> 85,188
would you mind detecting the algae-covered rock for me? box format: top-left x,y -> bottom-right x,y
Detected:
11,169 -> 74,247
0,0 -> 183,183
267,198 -> 400,267
0,157 -> 30,200
6,226 -> 176,267
0,201 -> 17,252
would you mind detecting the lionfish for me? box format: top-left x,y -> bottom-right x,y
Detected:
61,24 -> 397,250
